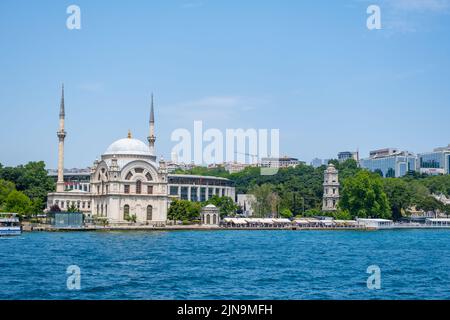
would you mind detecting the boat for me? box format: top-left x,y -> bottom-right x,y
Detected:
0,213 -> 22,236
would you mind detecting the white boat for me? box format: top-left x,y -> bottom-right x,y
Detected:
0,213 -> 22,236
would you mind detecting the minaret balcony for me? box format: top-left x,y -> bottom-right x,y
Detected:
57,130 -> 67,139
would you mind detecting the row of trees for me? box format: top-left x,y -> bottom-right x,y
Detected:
168,195 -> 238,222
178,159 -> 450,221
0,162 -> 55,217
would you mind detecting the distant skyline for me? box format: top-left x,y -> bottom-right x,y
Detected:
1,0 -> 450,168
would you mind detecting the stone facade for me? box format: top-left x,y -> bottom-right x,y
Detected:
322,163 -> 340,212
201,204 -> 220,226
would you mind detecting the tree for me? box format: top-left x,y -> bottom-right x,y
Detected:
0,161 -> 55,211
67,203 -> 79,213
168,199 -> 201,221
50,204 -> 61,212
303,208 -> 321,217
333,210 -> 352,220
249,184 -> 279,217
3,190 -> 32,216
205,195 -> 238,217
374,169 -> 383,177
0,179 -> 15,205
416,196 -> 443,216
443,204 -> 450,218
339,170 -> 391,219
383,178 -> 414,221
280,208 -> 293,218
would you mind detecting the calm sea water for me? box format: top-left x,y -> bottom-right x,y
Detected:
1,230 -> 450,300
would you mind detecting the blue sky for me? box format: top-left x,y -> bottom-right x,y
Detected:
1,0 -> 450,168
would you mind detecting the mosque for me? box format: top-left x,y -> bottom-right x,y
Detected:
46,86 -> 235,225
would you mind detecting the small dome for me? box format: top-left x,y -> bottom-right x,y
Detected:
104,138 -> 151,156
204,204 -> 217,208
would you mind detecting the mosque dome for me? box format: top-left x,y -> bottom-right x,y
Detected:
104,137 -> 151,156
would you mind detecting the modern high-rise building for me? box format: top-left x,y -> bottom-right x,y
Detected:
418,144 -> 450,175
310,158 -> 323,168
337,151 -> 358,163
359,148 -> 417,178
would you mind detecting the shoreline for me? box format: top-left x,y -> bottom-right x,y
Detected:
21,224 -> 450,232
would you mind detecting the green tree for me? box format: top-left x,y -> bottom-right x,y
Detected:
3,190 -> 32,216
280,208 -> 293,218
67,203 -> 79,213
205,195 -> 238,217
168,199 -> 201,221
443,204 -> 450,218
0,161 -> 55,211
416,196 -> 443,215
383,178 -> 414,221
249,184 -> 279,217
0,179 -> 16,205
333,210 -> 352,220
339,170 -> 391,219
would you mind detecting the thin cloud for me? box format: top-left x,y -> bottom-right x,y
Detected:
161,95 -> 266,123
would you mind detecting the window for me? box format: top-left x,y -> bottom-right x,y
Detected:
136,180 -> 142,194
170,186 -> 179,195
206,214 -> 210,224
125,172 -> 133,180
124,205 -> 130,220
147,185 -> 153,194
135,168 -> 144,173
124,185 -> 130,194
146,172 -> 152,181
147,205 -> 153,221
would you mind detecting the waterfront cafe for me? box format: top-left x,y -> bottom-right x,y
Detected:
356,218 -> 393,229
222,218 -> 292,228
425,218 -> 450,227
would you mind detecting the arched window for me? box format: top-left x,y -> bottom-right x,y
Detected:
101,204 -> 104,216
213,215 -> 217,225
125,172 -> 133,180
147,205 -> 153,221
124,205 -> 130,220
136,180 -> 142,194
206,214 -> 211,224
146,172 -> 152,181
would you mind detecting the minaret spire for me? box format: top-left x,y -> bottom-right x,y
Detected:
147,93 -> 156,155
56,84 -> 67,193
150,93 -> 155,123
60,83 -> 65,118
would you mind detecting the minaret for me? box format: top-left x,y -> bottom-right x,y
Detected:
147,93 -> 156,155
56,84 -> 67,192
